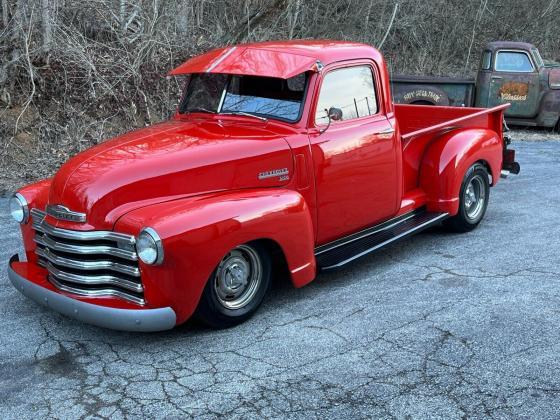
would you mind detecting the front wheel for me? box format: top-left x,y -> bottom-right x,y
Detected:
196,242 -> 271,328
443,163 -> 490,233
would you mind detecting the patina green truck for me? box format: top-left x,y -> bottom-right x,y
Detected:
391,41 -> 560,130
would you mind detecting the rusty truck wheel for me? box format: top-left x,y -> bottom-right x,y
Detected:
443,163 -> 490,233
410,100 -> 435,106
196,242 -> 271,328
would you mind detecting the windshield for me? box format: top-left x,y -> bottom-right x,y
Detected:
179,72 -> 308,122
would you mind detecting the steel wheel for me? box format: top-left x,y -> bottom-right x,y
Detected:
213,245 -> 262,310
197,242 -> 272,328
443,163 -> 490,233
464,174 -> 486,221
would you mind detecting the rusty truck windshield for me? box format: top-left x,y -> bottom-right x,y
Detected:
495,51 -> 534,72
180,73 -> 308,122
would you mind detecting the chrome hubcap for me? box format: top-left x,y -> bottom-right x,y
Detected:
214,245 -> 262,310
464,175 -> 486,220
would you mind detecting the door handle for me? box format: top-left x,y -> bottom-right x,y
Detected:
491,76 -> 503,80
377,128 -> 395,135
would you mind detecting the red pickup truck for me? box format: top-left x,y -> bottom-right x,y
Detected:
7,41 -> 519,331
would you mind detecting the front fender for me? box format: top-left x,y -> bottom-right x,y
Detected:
115,189 -> 316,324
419,128 -> 503,215
536,89 -> 560,128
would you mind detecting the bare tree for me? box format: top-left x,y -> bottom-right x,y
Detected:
1,0 -> 559,191
1,0 -> 9,28
119,0 -> 126,33
41,0 -> 51,53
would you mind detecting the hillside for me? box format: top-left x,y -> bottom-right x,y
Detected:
1,0 -> 559,193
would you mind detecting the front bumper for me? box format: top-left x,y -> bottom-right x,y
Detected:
8,254 -> 176,332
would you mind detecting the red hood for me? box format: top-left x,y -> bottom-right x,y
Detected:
47,118 -> 294,229
169,44 -> 318,79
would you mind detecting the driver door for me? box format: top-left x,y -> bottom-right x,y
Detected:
488,50 -> 540,118
309,64 -> 399,245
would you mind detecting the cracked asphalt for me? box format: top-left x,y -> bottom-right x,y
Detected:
1,139 -> 560,419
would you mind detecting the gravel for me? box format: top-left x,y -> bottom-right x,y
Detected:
1,138 -> 560,419
507,127 -> 559,142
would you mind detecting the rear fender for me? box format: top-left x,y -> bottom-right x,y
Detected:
115,189 -> 316,324
419,128 -> 502,215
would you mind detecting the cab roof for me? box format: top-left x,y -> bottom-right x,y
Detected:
169,40 -> 381,79
484,41 -> 536,52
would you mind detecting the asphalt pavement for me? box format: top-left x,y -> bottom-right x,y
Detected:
1,140 -> 559,419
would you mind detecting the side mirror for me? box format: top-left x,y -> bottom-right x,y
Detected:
328,107 -> 343,121
319,107 -> 343,135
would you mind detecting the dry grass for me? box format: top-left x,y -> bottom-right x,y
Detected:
507,128 -> 560,142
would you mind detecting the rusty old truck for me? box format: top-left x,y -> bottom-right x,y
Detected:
391,41 -> 560,130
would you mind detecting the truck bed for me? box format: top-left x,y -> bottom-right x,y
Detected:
391,75 -> 475,107
395,103 -> 507,140
395,103 -> 509,194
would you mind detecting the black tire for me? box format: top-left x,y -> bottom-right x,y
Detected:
196,242 -> 271,328
443,163 -> 490,233
410,100 -> 435,106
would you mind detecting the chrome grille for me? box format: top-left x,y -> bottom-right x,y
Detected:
31,208 -> 144,305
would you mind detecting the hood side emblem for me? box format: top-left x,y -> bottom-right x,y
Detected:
258,168 -> 289,181
46,205 -> 86,223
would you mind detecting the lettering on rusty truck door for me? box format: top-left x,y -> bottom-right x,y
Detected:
488,50 -> 540,118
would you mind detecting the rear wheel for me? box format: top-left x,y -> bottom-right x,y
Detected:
196,242 -> 271,328
443,163 -> 490,233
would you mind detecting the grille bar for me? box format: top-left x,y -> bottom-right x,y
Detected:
31,209 -> 135,244
47,263 -> 143,293
31,208 -> 144,305
36,247 -> 140,277
34,232 -> 137,261
49,275 -> 145,305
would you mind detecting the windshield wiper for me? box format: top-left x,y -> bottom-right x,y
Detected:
219,111 -> 268,122
185,107 -> 216,114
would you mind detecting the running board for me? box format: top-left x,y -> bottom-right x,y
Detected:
315,210 -> 448,271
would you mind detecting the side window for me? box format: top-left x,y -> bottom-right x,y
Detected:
532,48 -> 544,68
481,50 -> 492,70
315,66 -> 377,125
495,51 -> 534,72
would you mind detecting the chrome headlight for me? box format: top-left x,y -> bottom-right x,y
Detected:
9,193 -> 29,224
136,227 -> 164,265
